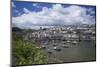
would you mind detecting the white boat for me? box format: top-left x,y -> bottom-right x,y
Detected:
53,47 -> 61,51
62,45 -> 69,48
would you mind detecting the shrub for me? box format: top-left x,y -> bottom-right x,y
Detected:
12,36 -> 47,65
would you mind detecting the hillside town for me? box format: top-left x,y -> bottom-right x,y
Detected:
23,24 -> 95,54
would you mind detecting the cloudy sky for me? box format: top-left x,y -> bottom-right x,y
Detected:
12,1 -> 96,29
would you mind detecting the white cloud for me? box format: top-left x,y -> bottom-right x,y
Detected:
33,3 -> 38,6
14,10 -> 19,13
12,2 -> 16,8
12,4 -> 95,29
32,3 -> 40,8
23,8 -> 30,13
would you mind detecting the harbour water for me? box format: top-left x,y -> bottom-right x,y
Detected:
42,40 -> 96,63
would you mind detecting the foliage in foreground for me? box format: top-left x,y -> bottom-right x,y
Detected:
12,33 -> 47,65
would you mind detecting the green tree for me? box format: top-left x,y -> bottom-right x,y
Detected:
12,37 -> 47,65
